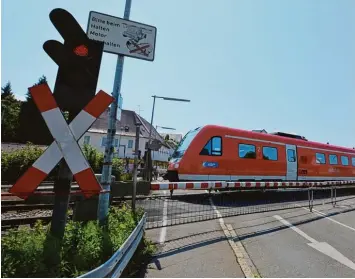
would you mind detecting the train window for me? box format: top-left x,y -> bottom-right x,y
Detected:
262,146 -> 278,161
352,157 -> 355,167
239,144 -> 256,159
287,149 -> 296,162
200,136 -> 222,156
211,137 -> 222,155
329,154 -> 338,165
315,153 -> 326,164
341,156 -> 349,166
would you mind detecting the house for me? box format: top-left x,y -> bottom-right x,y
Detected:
78,109 -> 175,162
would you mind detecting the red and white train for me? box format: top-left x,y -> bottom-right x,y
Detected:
166,125 -> 355,182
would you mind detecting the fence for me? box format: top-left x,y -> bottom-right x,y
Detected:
137,184 -> 355,229
80,213 -> 146,278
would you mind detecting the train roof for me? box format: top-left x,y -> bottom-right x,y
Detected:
199,125 -> 355,154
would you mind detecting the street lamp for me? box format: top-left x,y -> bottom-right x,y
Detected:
156,125 -> 176,131
155,125 -> 176,139
145,95 -> 190,181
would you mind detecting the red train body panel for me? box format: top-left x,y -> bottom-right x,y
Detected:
167,125 -> 355,182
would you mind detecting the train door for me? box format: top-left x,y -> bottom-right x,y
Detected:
286,144 -> 298,181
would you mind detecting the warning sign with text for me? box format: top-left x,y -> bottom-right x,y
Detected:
87,11 -> 157,61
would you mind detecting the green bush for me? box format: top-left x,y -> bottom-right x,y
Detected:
1,205 -> 154,278
1,143 -> 125,182
121,173 -> 133,181
1,143 -> 45,183
82,144 -> 104,174
112,157 -> 124,181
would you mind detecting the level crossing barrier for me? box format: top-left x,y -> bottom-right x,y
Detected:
150,180 -> 355,191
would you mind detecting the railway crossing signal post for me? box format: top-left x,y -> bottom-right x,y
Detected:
8,8 -> 107,239
44,9 -> 104,238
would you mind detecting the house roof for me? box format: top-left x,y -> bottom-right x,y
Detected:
90,109 -> 169,148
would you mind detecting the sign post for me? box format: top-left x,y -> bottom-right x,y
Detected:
86,2 -> 157,223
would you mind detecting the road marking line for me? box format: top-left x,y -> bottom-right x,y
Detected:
296,204 -> 355,232
274,215 -> 317,243
209,197 -> 260,278
274,215 -> 355,271
159,191 -> 168,244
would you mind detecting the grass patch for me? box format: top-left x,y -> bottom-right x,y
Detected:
1,205 -> 155,278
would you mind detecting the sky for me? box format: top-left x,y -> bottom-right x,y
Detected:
1,0 -> 355,148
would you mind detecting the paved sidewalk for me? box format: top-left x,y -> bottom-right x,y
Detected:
144,220 -> 245,278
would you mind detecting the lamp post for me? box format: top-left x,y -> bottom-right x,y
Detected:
156,125 -> 176,131
145,95 -> 190,181
155,125 -> 176,139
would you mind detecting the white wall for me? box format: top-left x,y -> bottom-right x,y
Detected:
79,131 -> 174,161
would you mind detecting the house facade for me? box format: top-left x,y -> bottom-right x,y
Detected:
78,109 -> 175,162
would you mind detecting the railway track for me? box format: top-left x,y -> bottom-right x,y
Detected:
1,198 -> 126,231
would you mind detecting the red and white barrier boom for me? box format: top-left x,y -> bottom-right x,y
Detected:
150,180 -> 355,191
9,83 -> 114,199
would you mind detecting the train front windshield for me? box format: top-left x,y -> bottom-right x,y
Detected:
171,127 -> 201,159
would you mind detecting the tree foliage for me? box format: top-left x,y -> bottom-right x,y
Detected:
18,75 -> 53,145
1,82 -> 21,142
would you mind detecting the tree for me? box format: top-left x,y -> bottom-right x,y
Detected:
164,134 -> 170,141
1,82 -> 21,142
18,75 -> 53,145
2,82 -> 13,99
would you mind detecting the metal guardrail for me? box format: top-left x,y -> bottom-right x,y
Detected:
80,213 -> 147,278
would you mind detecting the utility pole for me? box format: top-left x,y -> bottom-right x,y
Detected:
98,0 -> 132,224
132,122 -> 141,212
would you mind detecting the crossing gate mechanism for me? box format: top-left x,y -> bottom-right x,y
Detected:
9,83 -> 114,199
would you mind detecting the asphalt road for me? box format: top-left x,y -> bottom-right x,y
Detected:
141,190 -> 355,278
222,197 -> 355,277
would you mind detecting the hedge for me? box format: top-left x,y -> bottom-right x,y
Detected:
1,143 -> 125,183
1,205 -> 156,278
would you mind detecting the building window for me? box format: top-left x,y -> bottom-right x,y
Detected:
352,157 -> 355,167
83,136 -> 90,145
341,156 -> 349,166
262,146 -> 278,161
315,153 -> 326,164
287,149 -> 296,162
329,154 -> 338,165
101,137 -> 107,147
128,140 -> 133,148
200,136 -> 222,156
114,138 -> 119,147
239,144 -> 256,159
